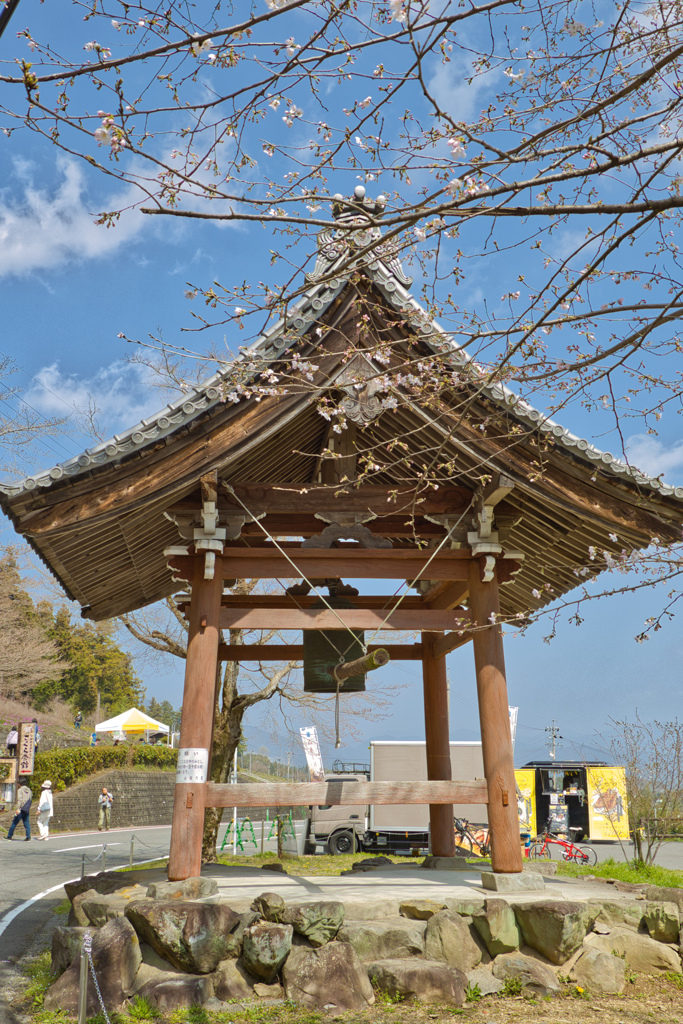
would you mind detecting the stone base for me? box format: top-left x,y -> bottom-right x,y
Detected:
480,871 -> 545,893
421,856 -> 472,871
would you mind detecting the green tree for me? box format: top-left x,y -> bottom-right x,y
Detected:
44,607 -> 145,716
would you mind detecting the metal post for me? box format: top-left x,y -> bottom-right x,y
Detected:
232,748 -> 238,856
261,819 -> 264,854
277,815 -> 283,859
81,854 -> 85,879
101,846 -> 106,873
129,834 -> 134,869
77,937 -> 89,1024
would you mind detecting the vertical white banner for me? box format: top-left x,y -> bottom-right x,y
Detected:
18,723 -> 35,776
509,706 -> 519,752
300,727 -> 325,781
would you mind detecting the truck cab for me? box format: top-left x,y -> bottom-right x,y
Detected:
306,762 -> 369,854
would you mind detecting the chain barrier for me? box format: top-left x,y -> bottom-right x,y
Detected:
78,931 -> 112,1024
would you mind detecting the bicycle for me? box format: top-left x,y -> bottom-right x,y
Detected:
454,817 -> 491,858
528,826 -> 597,866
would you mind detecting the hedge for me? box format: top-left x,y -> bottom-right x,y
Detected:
30,745 -> 178,794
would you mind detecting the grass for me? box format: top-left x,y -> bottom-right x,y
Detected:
22,951 -> 57,1008
555,856 -> 683,888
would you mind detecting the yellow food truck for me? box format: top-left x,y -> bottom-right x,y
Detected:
515,760 -> 629,842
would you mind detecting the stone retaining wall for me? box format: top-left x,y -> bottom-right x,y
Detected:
48,771 -> 305,833
47,870 -> 683,1016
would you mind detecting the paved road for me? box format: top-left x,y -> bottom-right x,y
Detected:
0,824 -> 173,963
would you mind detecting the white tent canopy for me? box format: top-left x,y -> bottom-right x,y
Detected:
95,707 -> 170,735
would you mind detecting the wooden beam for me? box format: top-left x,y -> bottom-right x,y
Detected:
425,581 -> 470,610
220,483 -> 472,516
168,560 -> 222,881
468,557 -> 523,874
218,607 -> 470,631
432,630 -> 474,659
169,549 -> 475,583
239,515 -> 450,539
422,633 -> 456,857
218,595 -> 428,610
218,643 -> 424,661
205,779 -> 489,808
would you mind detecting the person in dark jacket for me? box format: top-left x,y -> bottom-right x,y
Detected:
6,781 -> 32,840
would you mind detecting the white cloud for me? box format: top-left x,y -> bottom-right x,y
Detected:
0,157 -> 146,277
427,59 -> 494,123
625,433 -> 683,484
25,360 -> 167,438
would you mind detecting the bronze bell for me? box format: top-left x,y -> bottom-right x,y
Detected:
303,598 -> 366,693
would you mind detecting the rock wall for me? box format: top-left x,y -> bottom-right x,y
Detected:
51,770 -> 176,832
49,769 -> 306,833
47,872 -> 683,1015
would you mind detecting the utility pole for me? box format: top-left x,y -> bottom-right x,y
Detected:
545,720 -> 562,761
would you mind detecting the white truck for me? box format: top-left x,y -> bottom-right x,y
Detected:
304,740 -> 486,855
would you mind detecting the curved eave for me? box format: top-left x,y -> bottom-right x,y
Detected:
2,244 -> 683,520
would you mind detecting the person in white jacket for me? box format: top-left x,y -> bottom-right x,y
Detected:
36,780 -> 54,840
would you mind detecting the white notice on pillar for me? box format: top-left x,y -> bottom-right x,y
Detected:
176,748 -> 209,783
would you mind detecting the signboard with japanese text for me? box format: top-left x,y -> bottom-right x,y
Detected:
514,768 -> 536,835
18,723 -> 35,776
176,748 -> 209,784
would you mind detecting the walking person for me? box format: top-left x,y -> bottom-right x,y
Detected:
36,780 -> 53,840
6,726 -> 18,757
5,780 -> 33,841
98,787 -> 113,830
74,710 -> 83,730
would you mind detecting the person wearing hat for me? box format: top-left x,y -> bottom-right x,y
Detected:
36,780 -> 54,840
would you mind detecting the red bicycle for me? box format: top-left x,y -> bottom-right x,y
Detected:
528,826 -> 597,866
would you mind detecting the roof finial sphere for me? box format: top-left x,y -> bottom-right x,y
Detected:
332,193 -> 344,202
354,185 -> 366,199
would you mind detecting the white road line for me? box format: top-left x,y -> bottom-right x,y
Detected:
53,843 -> 122,853
0,858 -> 166,939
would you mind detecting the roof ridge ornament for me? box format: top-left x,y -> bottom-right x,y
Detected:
306,185 -> 413,289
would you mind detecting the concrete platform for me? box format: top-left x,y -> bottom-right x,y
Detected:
132,863 -> 640,912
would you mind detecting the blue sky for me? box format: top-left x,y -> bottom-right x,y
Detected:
1,0 -> 682,770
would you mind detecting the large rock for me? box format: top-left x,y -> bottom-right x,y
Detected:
466,967 -> 504,997
283,902 -> 344,947
79,889 -> 149,928
64,872 -> 138,902
424,910 -> 482,972
586,928 -> 682,975
136,974 -> 214,1009
642,902 -> 680,944
51,926 -> 88,975
571,948 -> 626,995
212,959 -> 256,1000
492,952 -> 561,997
124,900 -> 240,973
282,941 -> 374,1014
338,918 -> 426,961
342,900 -> 400,920
242,921 -> 293,982
368,959 -> 466,1005
472,899 -> 520,956
645,886 -> 683,915
68,889 -> 98,926
512,900 -> 597,965
443,897 -> 486,919
147,877 -> 218,901
251,892 -> 286,922
44,917 -> 141,1015
400,899 -> 447,920
587,899 -> 646,933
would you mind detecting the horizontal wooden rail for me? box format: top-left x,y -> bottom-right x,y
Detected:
219,608 -> 469,631
218,643 -> 424,661
204,779 -> 489,808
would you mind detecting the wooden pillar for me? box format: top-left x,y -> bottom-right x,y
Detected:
422,632 -> 456,857
168,556 -> 223,880
468,558 -> 523,873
